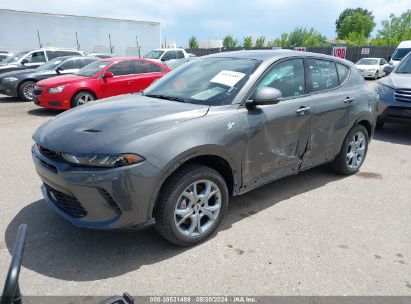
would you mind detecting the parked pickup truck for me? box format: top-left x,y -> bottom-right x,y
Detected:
143,48 -> 194,63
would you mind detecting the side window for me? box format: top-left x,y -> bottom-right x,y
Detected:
307,59 -> 339,92
336,63 -> 350,84
108,61 -> 134,76
257,59 -> 305,98
60,59 -> 77,70
81,58 -> 97,68
382,59 -> 387,64
177,51 -> 185,59
133,61 -> 164,73
26,51 -> 46,63
162,51 -> 177,61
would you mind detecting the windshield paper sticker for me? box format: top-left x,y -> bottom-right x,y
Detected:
210,70 -> 246,87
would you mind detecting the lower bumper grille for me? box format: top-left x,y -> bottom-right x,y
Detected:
44,183 -> 87,218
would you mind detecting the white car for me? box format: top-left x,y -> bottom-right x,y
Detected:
355,58 -> 388,79
143,48 -> 190,63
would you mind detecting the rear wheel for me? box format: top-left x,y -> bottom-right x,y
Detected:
155,164 -> 229,246
331,125 -> 369,175
71,91 -> 95,108
18,81 -> 36,101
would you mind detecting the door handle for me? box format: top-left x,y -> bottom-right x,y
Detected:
344,97 -> 355,104
296,106 -> 311,115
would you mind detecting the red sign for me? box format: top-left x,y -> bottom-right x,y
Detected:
332,47 -> 347,59
294,47 -> 306,52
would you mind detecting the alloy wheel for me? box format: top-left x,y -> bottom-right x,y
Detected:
23,83 -> 35,100
346,131 -> 366,170
174,180 -> 222,237
77,93 -> 94,105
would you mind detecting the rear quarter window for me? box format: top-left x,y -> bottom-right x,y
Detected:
336,63 -> 350,84
307,59 -> 339,92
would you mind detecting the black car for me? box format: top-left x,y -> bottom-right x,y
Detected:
0,56 -> 97,101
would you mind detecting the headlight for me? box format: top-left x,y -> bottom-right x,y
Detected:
375,84 -> 392,95
48,85 -> 67,94
3,77 -> 18,82
61,153 -> 144,167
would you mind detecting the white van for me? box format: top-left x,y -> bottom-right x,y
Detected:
389,40 -> 411,66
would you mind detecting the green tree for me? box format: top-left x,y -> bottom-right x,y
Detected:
335,8 -> 375,39
255,36 -> 266,48
373,10 -> 411,45
243,36 -> 253,48
346,32 -> 368,46
188,36 -> 199,49
271,28 -> 327,48
223,35 -> 238,48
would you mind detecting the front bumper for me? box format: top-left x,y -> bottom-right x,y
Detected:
358,70 -> 377,78
378,88 -> 411,123
0,81 -> 19,97
32,144 -> 162,230
33,86 -> 71,110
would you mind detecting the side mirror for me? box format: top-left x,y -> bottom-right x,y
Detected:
21,59 -> 28,65
161,57 -> 167,61
383,65 -> 394,75
247,87 -> 282,107
55,66 -> 64,74
103,71 -> 114,78
388,56 -> 392,61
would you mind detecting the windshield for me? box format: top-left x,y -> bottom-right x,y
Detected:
357,58 -> 379,65
144,50 -> 164,59
2,51 -> 29,64
77,61 -> 110,77
144,57 -> 262,106
396,54 -> 411,74
36,57 -> 65,71
392,48 -> 411,61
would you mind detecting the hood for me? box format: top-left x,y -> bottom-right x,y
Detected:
0,68 -> 37,79
356,64 -> 378,70
37,74 -> 87,87
33,94 -> 209,154
378,73 -> 411,89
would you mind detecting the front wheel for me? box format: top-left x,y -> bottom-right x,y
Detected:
155,164 -> 229,246
18,81 -> 36,101
374,71 -> 378,80
331,125 -> 369,175
71,91 -> 95,108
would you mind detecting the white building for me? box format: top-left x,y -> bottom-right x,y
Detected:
198,40 -> 223,49
0,9 -> 161,56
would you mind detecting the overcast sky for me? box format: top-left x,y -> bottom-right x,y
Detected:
1,0 -> 410,45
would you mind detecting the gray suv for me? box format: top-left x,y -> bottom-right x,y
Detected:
0,48 -> 84,74
32,50 -> 378,246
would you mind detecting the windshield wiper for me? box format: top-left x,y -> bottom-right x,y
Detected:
145,94 -> 186,103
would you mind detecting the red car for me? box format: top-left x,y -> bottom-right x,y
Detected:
33,57 -> 170,110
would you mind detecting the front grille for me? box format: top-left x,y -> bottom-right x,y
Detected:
33,86 -> 44,96
38,145 -> 64,162
395,89 -> 411,103
44,183 -> 87,218
99,188 -> 122,215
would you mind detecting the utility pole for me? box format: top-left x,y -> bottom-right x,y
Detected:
136,35 -> 141,57
75,32 -> 80,50
37,30 -> 43,48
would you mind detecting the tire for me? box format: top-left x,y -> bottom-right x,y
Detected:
71,91 -> 95,108
331,124 -> 369,175
18,80 -> 36,101
374,72 -> 378,80
376,118 -> 385,129
155,164 -> 229,246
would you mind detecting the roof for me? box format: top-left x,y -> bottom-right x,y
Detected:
204,50 -> 352,65
0,9 -> 160,25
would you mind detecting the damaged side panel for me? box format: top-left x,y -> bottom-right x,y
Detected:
238,97 -> 313,191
